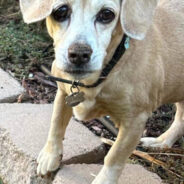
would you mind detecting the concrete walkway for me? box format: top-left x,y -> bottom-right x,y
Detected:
0,68 -> 162,184
53,164 -> 162,184
0,68 -> 24,103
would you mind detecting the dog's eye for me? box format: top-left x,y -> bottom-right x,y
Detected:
52,5 -> 71,22
96,9 -> 115,24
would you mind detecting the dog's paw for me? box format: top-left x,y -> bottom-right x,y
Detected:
37,144 -> 63,175
92,176 -> 117,184
91,166 -> 118,184
140,137 -> 171,148
92,178 -> 117,184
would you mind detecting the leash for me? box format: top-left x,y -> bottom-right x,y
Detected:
46,34 -> 129,88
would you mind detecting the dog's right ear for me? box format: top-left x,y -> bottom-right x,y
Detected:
20,0 -> 54,23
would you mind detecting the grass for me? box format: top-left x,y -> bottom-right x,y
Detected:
0,8 -> 53,81
0,20 -> 48,61
0,178 -> 3,184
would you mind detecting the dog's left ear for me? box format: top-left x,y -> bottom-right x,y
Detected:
19,0 -> 54,23
120,0 -> 159,40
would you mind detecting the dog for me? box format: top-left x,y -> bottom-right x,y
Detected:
20,0 -> 184,183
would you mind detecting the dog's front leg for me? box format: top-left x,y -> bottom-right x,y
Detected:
92,112 -> 148,184
37,89 -> 72,175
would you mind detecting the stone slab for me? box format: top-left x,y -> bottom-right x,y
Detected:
0,68 -> 24,103
0,128 -> 53,184
53,164 -> 162,184
0,104 -> 105,184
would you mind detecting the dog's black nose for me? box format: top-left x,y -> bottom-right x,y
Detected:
68,43 -> 92,65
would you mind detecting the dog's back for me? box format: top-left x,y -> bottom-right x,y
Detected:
151,0 -> 184,103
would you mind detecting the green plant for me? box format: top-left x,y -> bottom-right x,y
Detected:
0,178 -> 3,184
0,18 -> 53,80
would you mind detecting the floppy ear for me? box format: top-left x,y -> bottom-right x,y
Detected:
19,0 -> 54,23
120,0 -> 158,40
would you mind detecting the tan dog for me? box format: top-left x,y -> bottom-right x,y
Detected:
20,0 -> 184,183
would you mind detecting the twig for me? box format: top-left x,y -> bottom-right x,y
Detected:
17,92 -> 31,103
101,137 -> 114,146
34,74 -> 57,88
148,152 -> 184,157
101,137 -> 183,179
40,65 -> 52,76
7,11 -> 20,17
132,150 -> 167,167
99,117 -> 118,136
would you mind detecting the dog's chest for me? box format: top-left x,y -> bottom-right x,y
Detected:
72,89 -> 126,121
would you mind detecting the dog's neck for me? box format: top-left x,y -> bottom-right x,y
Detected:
48,34 -> 129,88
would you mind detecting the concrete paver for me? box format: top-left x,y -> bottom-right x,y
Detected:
0,128 -> 53,184
0,103 -> 162,184
53,164 -> 162,184
0,104 -> 105,184
0,68 -> 24,103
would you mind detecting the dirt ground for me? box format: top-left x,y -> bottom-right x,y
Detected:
0,2 -> 184,184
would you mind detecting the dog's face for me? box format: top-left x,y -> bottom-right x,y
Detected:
46,0 -> 120,79
47,0 -> 121,79
20,0 -> 158,79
